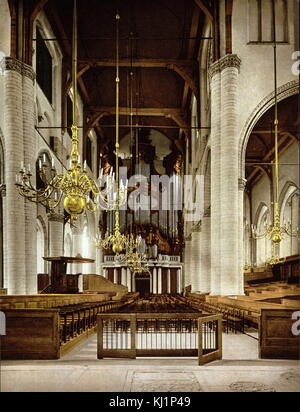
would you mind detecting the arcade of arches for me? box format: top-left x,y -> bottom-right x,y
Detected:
0,0 -> 299,393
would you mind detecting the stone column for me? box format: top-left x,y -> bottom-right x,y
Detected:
220,55 -> 242,296
153,267 -> 157,294
183,237 -> 192,288
113,268 -> 118,284
48,213 -> 64,257
190,228 -> 201,292
167,269 -> 171,293
177,268 -> 182,293
238,178 -> 247,295
199,208 -> 211,293
23,64 -> 37,294
72,225 -> 83,275
209,61 -> 222,296
96,246 -> 103,275
1,58 -> 26,294
121,267 -> 127,286
127,268 -> 132,292
157,267 -> 162,294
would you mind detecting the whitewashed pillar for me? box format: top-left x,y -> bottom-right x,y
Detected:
167,269 -> 171,293
209,61 -> 222,296
153,267 -> 157,294
177,268 -> 182,293
72,226 -> 83,275
127,268 -> 132,292
49,213 -> 64,257
199,208 -> 211,293
238,179 -> 247,295
190,229 -> 201,292
220,55 -> 242,296
183,237 -> 192,287
158,267 -> 162,294
1,58 -> 26,294
121,267 -> 127,286
113,268 -> 118,284
96,246 -> 103,275
23,64 -> 37,294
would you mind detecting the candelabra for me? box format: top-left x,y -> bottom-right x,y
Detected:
16,1 -> 127,223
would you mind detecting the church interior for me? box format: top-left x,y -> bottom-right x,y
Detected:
0,0 -> 299,393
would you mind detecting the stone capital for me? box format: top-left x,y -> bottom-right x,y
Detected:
0,57 -> 23,76
0,57 -> 36,82
22,62 -> 36,82
209,54 -> 242,80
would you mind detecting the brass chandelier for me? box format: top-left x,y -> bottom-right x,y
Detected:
94,13 -> 129,255
251,0 -> 298,266
16,0 -> 127,223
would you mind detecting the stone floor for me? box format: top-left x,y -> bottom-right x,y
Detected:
1,332 -> 300,392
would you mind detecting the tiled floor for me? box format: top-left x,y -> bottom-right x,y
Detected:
1,332 -> 300,392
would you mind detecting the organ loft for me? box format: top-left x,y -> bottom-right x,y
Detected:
0,0 -> 299,393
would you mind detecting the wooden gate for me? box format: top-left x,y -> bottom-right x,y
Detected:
97,313 -> 222,365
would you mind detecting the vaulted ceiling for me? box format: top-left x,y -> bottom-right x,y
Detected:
44,0 -> 212,151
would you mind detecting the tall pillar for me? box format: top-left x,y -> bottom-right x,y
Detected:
209,62 -> 222,296
49,213 -> 64,257
177,268 -> 182,294
153,267 -> 157,294
199,208 -> 211,293
167,269 -> 171,293
190,228 -> 201,292
72,226 -> 83,275
158,267 -> 162,294
23,63 -> 37,294
1,58 -> 26,294
220,55 -> 242,296
127,268 -> 132,292
183,237 -> 192,288
121,267 -> 127,286
113,268 -> 118,284
96,246 -> 103,275
238,179 -> 247,295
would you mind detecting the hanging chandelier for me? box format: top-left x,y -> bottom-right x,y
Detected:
251,0 -> 298,266
15,0 -> 127,223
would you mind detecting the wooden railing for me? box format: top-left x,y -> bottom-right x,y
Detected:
97,313 -> 222,365
0,294 -> 137,360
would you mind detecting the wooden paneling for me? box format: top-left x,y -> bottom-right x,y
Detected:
171,269 -> 177,294
0,293 -> 115,310
1,309 -> 60,360
260,309 -> 300,360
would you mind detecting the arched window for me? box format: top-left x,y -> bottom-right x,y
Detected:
36,28 -> 53,103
